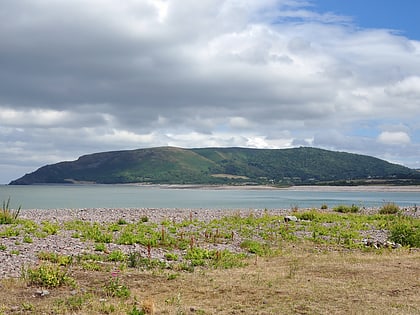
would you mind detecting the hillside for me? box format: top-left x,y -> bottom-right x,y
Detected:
9,146 -> 420,185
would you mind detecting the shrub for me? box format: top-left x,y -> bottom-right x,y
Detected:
389,220 -> 420,247
320,204 -> 328,210
295,210 -> 318,221
22,263 -> 76,288
0,197 -> 21,224
333,204 -> 359,213
379,202 -> 400,215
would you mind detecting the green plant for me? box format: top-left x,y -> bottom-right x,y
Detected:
81,261 -> 103,271
333,204 -> 359,213
118,218 -> 128,225
212,250 -> 247,269
295,210 -> 318,221
240,239 -> 271,256
379,202 -> 400,215
0,197 -> 21,224
41,221 -> 60,235
185,247 -> 214,266
76,222 -> 113,243
64,294 -> 89,311
95,243 -> 106,252
21,302 -> 34,312
37,252 -> 73,266
128,305 -> 146,315
389,220 -> 420,247
76,252 -> 105,262
164,252 -> 179,261
22,263 -> 76,288
0,226 -> 20,237
23,235 -> 33,243
108,250 -> 126,262
320,204 -> 328,209
104,275 -> 130,298
0,244 -> 6,251
127,251 -> 142,268
167,273 -> 179,280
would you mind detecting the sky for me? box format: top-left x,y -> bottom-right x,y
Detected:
1,0 -> 420,184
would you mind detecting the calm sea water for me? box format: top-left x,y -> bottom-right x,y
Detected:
1,185 -> 420,210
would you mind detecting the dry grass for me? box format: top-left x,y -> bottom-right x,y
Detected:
1,244 -> 419,314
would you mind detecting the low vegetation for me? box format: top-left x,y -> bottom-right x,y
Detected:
0,197 -> 21,224
333,204 -> 360,213
0,203 -> 419,314
379,202 -> 401,214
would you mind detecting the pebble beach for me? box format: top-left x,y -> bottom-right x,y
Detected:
1,206 -> 418,278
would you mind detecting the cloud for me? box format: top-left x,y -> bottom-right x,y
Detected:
377,131 -> 411,146
1,0 -> 420,182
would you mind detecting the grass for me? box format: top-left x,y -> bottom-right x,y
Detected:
379,202 -> 401,214
1,245 -> 418,314
0,205 -> 419,314
333,204 -> 360,213
0,197 -> 21,224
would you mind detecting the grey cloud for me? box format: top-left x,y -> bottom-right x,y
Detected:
1,0 -> 420,182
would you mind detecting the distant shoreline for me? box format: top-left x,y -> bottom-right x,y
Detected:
5,182 -> 420,192
127,183 -> 420,192
6,182 -> 420,192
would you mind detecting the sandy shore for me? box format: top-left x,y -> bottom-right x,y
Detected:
284,185 -> 420,192
131,183 -> 420,192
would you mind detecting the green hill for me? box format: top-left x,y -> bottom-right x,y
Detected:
9,146 -> 420,185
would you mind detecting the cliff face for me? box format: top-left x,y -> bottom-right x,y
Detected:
9,146 -> 420,185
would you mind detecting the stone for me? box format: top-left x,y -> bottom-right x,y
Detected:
284,215 -> 298,222
35,289 -> 50,297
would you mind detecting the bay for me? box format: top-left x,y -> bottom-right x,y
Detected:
1,184 -> 420,210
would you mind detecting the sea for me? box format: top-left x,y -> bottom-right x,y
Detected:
1,184 -> 420,210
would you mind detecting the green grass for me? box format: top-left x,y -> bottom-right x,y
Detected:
379,202 -> 400,215
0,198 -> 21,225
333,204 -> 360,213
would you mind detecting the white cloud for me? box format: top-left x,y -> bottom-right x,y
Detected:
377,131 -> 411,145
229,117 -> 253,128
386,76 -> 420,98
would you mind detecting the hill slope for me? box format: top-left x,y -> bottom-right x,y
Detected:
9,146 -> 420,185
